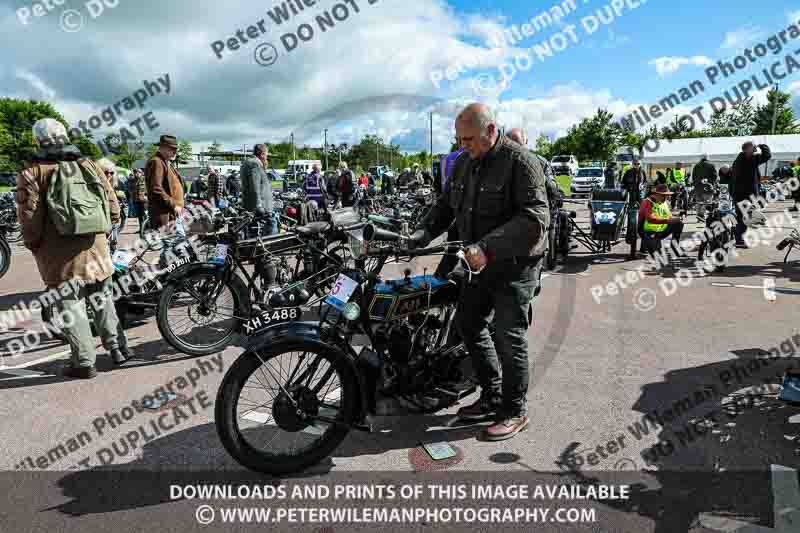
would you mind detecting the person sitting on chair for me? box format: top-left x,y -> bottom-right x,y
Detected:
639,183 -> 684,259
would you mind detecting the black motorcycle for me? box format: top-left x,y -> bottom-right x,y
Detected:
0,192 -> 22,244
156,208 -> 366,356
0,231 -> 10,280
697,184 -> 735,272
215,225 -> 487,475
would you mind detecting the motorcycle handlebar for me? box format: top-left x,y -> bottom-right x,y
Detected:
365,242 -> 467,258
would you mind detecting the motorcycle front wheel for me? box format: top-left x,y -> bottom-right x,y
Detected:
0,237 -> 9,280
157,270 -> 249,356
216,340 -> 358,475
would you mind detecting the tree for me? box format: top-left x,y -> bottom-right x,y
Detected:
113,140 -> 145,170
177,140 -> 193,165
0,98 -> 69,171
533,134 -> 553,160
754,88 -> 799,135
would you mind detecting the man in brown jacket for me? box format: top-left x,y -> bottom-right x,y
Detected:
146,134 -> 184,230
16,118 -> 130,379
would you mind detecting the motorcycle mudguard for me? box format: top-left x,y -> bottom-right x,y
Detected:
245,320 -> 370,422
161,261 -> 223,285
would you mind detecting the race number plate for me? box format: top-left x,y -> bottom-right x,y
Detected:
112,250 -> 133,269
243,307 -> 302,335
211,244 -> 228,265
325,274 -> 358,310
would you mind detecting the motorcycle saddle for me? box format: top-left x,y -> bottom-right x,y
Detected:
294,221 -> 331,236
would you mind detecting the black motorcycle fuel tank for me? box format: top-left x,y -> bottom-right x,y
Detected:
367,274 -> 457,321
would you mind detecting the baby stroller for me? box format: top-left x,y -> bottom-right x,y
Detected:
588,189 -> 630,253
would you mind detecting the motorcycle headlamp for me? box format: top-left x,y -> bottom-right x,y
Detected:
343,302 -> 360,321
348,231 -> 367,259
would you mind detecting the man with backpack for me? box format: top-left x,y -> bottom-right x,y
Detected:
16,119 -> 129,378
337,161 -> 357,207
145,135 -> 184,231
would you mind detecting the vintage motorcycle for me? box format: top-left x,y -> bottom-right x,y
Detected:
0,231 -> 10,280
697,183 -> 736,271
215,224 -> 489,475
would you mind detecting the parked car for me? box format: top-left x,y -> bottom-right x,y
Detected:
551,155 -> 579,176
571,167 -> 604,196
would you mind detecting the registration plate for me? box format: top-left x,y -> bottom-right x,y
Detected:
243,307 -> 302,335
325,274 -> 358,310
211,244 -> 228,265
112,250 -> 133,269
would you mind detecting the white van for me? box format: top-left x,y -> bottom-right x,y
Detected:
551,155 -> 579,176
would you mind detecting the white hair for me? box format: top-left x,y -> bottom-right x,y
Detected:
339,161 -> 348,170
96,158 -> 117,172
32,118 -> 69,147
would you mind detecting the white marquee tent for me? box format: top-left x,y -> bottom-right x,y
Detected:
641,134 -> 800,170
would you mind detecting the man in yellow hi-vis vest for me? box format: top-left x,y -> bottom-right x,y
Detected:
639,183 -> 685,258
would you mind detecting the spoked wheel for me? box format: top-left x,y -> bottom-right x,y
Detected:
157,271 -> 248,356
216,340 -> 358,475
2,223 -> 22,244
546,222 -> 557,270
557,212 -> 571,261
0,237 -> 9,280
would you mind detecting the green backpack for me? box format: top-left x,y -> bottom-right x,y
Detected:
46,160 -> 112,236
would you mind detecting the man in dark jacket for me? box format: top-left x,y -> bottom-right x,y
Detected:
336,161 -> 357,207
240,144 -> 275,235
731,141 -> 771,246
692,155 -> 717,188
414,103 -> 549,441
621,160 -> 646,258
225,170 -> 241,198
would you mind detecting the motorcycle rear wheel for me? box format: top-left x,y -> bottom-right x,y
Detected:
0,237 -> 9,280
216,340 -> 358,474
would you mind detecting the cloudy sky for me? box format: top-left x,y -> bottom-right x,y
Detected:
2,0 -> 800,155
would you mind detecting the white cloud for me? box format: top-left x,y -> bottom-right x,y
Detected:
788,9 -> 800,22
648,56 -> 713,77
721,25 -> 766,50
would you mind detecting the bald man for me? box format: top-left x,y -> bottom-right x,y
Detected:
415,103 -> 550,441
507,128 -> 527,146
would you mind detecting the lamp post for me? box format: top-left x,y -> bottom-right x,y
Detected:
324,129 -> 328,171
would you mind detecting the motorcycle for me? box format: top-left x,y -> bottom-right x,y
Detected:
215,224 -> 486,475
697,183 -> 736,272
0,192 -> 22,243
42,234 -> 199,339
155,208 -> 366,356
0,231 -> 10,280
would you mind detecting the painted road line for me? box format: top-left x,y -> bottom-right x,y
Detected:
0,348 -> 71,370
0,368 -> 54,381
699,464 -> 800,532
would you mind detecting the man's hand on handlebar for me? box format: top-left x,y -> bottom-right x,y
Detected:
464,244 -> 487,270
